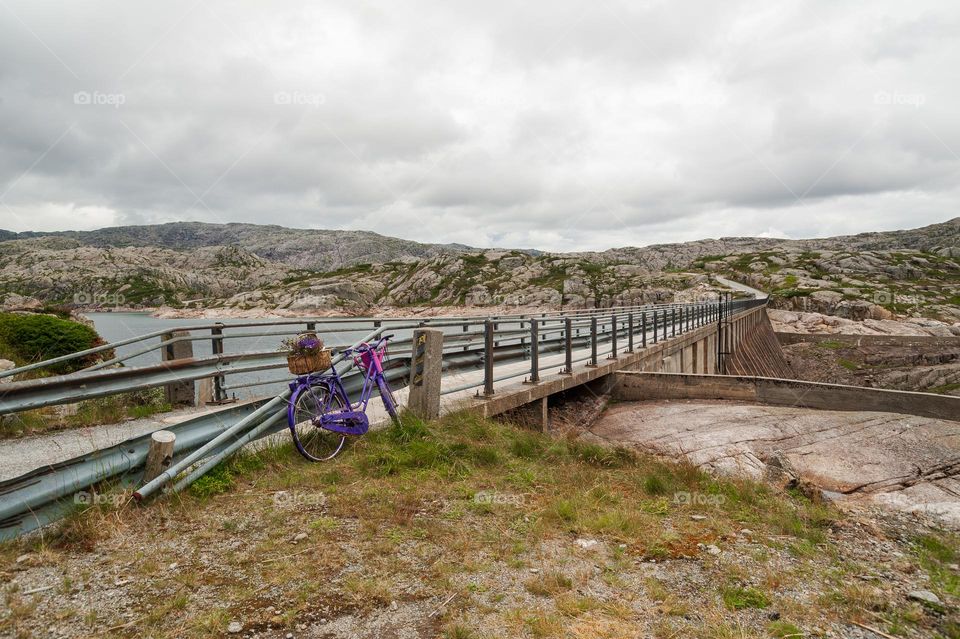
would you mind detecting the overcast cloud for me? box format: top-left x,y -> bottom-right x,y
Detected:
0,0 -> 958,251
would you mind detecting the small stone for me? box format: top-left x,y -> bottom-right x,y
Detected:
227,621 -> 243,634
529,568 -> 540,574
740,529 -> 754,536
767,611 -> 781,621
15,554 -> 33,564
390,600 -> 398,610
168,562 -> 178,570
286,634 -> 293,639
705,544 -> 721,556
948,563 -> 959,571
576,538 -> 599,549
294,532 -> 308,542
690,515 -> 707,521
907,590 -> 941,606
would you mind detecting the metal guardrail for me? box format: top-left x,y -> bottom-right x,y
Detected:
0,296 -> 767,539
0,299 -> 760,413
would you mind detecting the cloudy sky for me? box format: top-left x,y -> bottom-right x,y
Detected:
0,1 -> 957,251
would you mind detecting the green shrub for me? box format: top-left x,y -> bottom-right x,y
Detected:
0,312 -> 109,374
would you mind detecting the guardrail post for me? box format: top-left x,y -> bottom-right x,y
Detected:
652,311 -> 658,344
210,324 -> 226,403
679,307 -> 684,334
527,320 -> 540,383
462,322 -> 469,352
641,312 -> 647,348
588,317 -> 598,366
671,308 -> 676,337
161,331 -> 195,406
562,317 -> 573,374
608,314 -> 618,359
143,430 -> 176,482
408,328 -> 444,420
627,313 -> 634,352
483,319 -> 495,396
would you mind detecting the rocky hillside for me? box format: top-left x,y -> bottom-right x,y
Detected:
1,222 -> 474,272
1,219 -> 957,320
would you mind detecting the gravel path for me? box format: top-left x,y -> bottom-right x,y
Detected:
0,403 -> 262,481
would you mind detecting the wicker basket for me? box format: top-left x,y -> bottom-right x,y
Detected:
287,348 -> 332,375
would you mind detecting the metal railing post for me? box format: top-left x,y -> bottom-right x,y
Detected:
528,319 -> 540,382
211,324 -> 226,403
641,312 -> 647,348
562,317 -> 573,374
653,311 -> 658,344
671,308 -> 676,337
483,319 -> 495,396
609,314 -> 617,359
589,317 -> 598,366
627,313 -> 634,352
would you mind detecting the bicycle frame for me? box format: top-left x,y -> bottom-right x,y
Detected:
286,339 -> 390,436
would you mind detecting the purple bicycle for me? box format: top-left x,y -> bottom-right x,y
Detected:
287,335 -> 401,461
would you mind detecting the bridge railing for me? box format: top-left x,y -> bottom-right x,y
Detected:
0,296 -> 766,416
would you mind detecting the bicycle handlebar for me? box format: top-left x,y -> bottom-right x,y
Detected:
340,334 -> 393,356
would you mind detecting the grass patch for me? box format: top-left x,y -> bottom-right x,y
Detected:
721,585 -> 770,610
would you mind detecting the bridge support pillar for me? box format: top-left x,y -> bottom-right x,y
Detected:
408,328 -> 444,420
541,396 -> 549,433
161,331 -> 195,406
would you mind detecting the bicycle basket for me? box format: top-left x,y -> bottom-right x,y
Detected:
287,348 -> 331,375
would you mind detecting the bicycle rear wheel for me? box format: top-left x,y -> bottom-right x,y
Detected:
290,385 -> 347,461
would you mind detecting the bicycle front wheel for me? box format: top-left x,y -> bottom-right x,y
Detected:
377,376 -> 403,426
290,385 -> 347,462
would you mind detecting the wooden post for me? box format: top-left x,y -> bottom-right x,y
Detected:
143,430 -> 176,483
161,331 -> 195,406
541,396 -> 549,433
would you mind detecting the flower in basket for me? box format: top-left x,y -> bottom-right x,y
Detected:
280,333 -> 325,356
